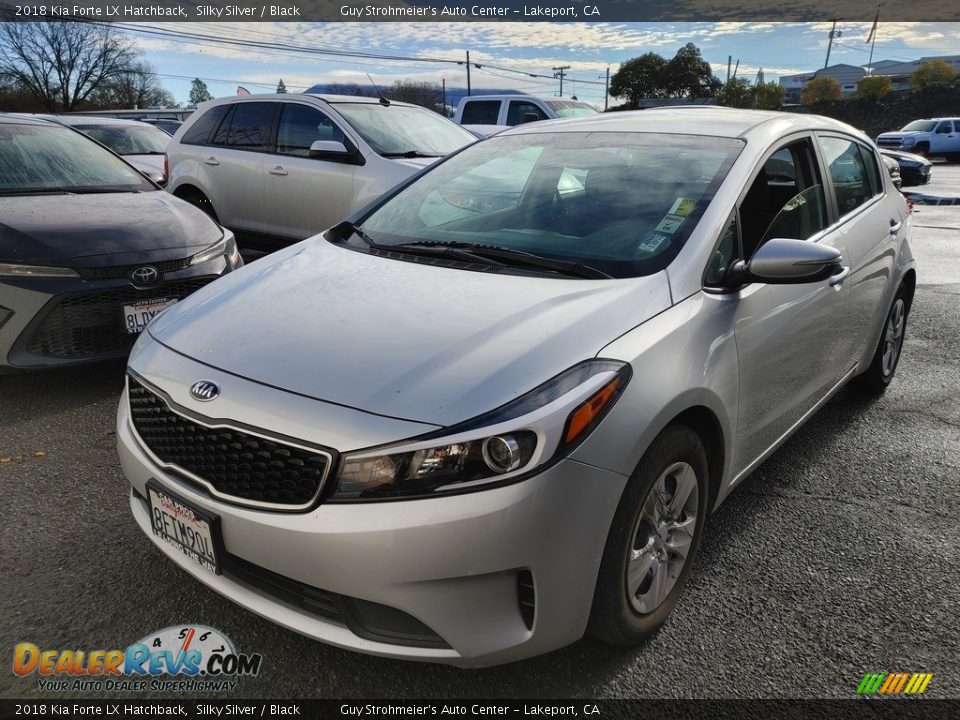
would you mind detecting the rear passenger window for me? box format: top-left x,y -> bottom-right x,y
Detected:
277,104 -> 345,157
180,105 -> 229,145
213,102 -> 276,150
819,136 -> 872,215
858,144 -> 883,196
460,101 -> 500,125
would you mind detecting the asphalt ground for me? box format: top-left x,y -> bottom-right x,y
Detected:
1,202 -> 958,700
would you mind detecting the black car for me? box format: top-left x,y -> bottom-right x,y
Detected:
880,149 -> 933,187
0,114 -> 242,372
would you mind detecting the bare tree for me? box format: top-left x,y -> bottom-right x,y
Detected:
0,22 -> 136,111
91,61 -> 175,109
388,81 -> 442,112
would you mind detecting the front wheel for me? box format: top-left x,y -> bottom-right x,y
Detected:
851,286 -> 909,396
588,424 -> 709,645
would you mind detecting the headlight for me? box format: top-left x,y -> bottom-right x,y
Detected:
329,359 -> 631,500
0,263 -> 79,278
189,229 -> 237,265
902,137 -> 915,146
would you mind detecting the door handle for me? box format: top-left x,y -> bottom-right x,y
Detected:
889,219 -> 903,235
204,157 -> 219,166
829,265 -> 850,286
268,166 -> 288,176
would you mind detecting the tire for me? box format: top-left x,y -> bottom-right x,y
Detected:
588,424 -> 709,645
851,285 -> 909,396
914,143 -> 930,158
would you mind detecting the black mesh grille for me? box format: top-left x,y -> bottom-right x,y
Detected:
128,378 -> 330,508
221,553 -> 343,622
76,257 -> 192,281
517,570 -> 535,630
23,278 -> 214,359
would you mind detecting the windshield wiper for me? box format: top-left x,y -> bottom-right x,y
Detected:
395,240 -> 612,279
381,150 -> 442,159
0,188 -> 70,197
333,222 -> 507,267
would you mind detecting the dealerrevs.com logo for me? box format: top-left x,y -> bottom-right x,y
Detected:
13,625 -> 263,692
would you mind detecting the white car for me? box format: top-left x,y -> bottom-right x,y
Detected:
53,115 -> 170,186
454,94 -> 598,137
165,94 -> 477,249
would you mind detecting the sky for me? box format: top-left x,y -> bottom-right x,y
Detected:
122,21 -> 960,108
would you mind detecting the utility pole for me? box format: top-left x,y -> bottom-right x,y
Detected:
824,19 -> 842,69
603,67 -> 610,111
466,50 -> 472,97
726,55 -> 732,85
442,78 -> 447,115
553,65 -> 570,97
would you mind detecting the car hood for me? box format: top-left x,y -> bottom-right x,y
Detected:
123,155 -> 165,173
149,239 -> 672,426
877,131 -> 924,139
388,156 -> 440,171
881,149 -> 931,165
0,191 -> 221,265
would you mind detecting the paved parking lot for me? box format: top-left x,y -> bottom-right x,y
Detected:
1,198 -> 958,700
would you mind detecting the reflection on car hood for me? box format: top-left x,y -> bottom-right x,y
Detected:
123,155 -> 165,175
0,192 -> 221,265
149,239 -> 672,426
877,131 -> 925,139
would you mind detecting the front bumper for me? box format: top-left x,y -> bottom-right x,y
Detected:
117,346 -> 628,667
900,166 -> 932,186
0,253 -> 240,371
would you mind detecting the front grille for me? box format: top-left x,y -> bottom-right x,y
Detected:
877,138 -> 903,147
128,378 -> 331,509
76,257 -> 192,281
23,277 -> 213,359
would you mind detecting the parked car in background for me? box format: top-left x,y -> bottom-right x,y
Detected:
882,153 -> 902,189
139,118 -> 184,136
876,118 -> 959,159
0,114 -> 241,373
118,108 -> 914,667
454,94 -> 599,137
53,116 -> 171,186
165,94 -> 477,250
880,148 -> 933,186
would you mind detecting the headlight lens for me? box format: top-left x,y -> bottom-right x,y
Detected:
330,360 -> 631,501
0,263 -> 79,278
902,137 -> 915,146
189,230 -> 237,265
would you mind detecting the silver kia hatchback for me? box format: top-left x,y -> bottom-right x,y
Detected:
118,108 -> 915,667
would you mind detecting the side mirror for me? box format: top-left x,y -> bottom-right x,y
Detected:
309,140 -> 355,162
521,112 -> 540,124
140,169 -> 167,187
730,238 -> 843,285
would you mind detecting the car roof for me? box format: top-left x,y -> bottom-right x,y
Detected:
0,113 -> 60,126
198,93 -> 423,110
499,107 -> 868,142
53,115 -> 158,127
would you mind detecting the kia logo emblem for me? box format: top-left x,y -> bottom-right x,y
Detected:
190,381 -> 220,402
130,266 -> 160,286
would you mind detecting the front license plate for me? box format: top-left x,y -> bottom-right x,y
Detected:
123,297 -> 177,334
146,482 -> 221,575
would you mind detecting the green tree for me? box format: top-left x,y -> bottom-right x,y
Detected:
752,81 -> 785,110
910,60 -> 958,90
666,43 -> 718,98
801,76 -> 843,104
716,77 -> 752,108
854,75 -> 892,101
0,22 -> 136,111
189,78 -> 213,105
276,79 -> 287,94
609,53 -> 669,109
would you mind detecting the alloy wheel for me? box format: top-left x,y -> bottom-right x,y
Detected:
882,298 -> 906,377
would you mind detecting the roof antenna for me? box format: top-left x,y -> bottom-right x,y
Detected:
366,74 -> 390,106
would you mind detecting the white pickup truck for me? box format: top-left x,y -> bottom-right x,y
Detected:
454,94 -> 598,137
876,118 -> 960,159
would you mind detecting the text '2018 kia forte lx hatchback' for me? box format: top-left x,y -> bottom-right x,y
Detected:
118,108 -> 915,667
0,115 -> 242,372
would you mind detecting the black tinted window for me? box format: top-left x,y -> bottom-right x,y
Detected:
506,101 -> 547,125
277,104 -> 345,157
181,105 -> 228,145
460,101 -> 500,125
225,102 -> 276,149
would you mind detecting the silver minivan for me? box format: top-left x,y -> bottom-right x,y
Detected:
119,108 -> 915,667
165,94 -> 477,248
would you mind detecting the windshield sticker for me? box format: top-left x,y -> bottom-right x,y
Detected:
655,214 -> 686,234
669,198 -> 697,217
637,232 -> 670,253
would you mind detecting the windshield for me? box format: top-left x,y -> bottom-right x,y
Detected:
0,123 -> 152,194
332,102 -> 476,157
355,132 -> 743,278
901,120 -> 937,132
544,100 -> 599,118
76,124 -> 170,155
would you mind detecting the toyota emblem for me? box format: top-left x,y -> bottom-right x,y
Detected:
190,381 -> 220,402
130,266 -> 160,286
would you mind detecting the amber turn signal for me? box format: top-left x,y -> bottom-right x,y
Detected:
564,376 -> 622,444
